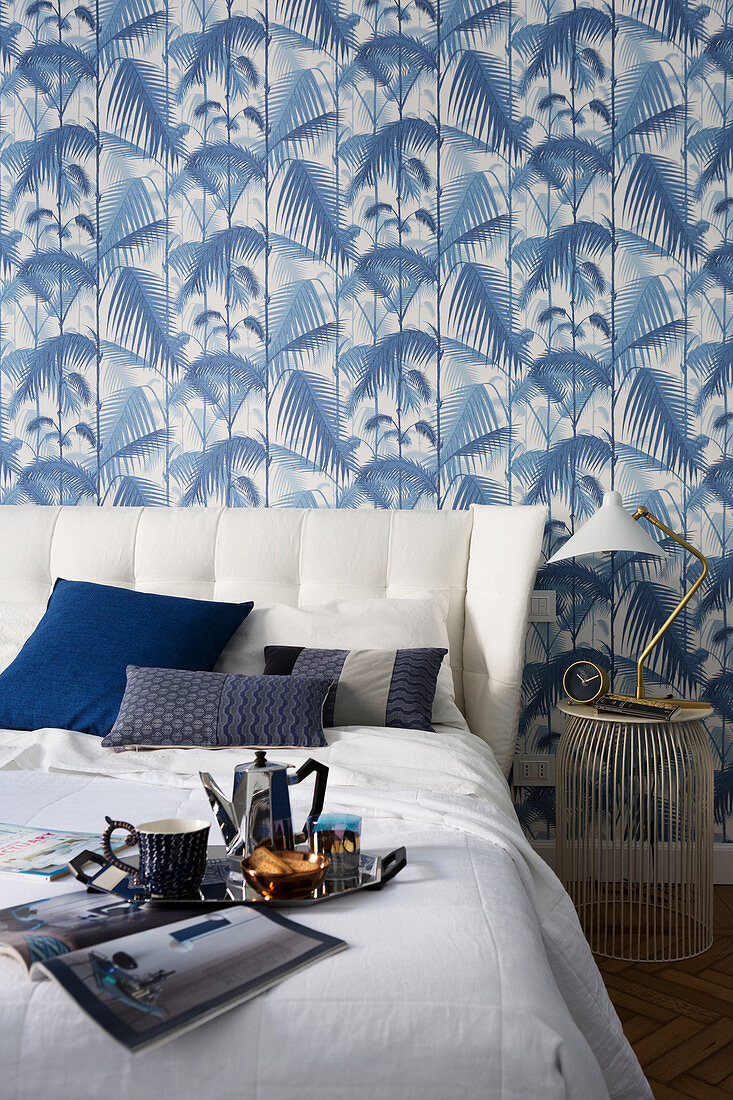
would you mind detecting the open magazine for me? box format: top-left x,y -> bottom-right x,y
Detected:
0,823 -> 116,879
0,891 -> 346,1052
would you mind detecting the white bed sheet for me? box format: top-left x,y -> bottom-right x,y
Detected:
0,725 -> 651,1100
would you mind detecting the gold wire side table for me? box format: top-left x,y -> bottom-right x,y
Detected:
556,703 -> 714,962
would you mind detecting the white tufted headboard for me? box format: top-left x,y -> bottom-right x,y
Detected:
0,504 -> 546,775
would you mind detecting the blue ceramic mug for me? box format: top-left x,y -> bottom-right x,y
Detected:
102,816 -> 210,899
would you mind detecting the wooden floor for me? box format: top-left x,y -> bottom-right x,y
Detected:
596,886 -> 733,1099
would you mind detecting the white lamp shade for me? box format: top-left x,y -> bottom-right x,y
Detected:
547,491 -> 664,563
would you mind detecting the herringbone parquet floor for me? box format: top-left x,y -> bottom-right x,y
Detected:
596,886 -> 733,1099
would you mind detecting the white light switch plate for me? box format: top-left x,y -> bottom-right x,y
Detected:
528,590 -> 556,623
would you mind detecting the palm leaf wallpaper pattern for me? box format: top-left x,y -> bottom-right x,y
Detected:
0,0 -> 732,836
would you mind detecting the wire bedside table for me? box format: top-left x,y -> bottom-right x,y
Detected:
556,703 -> 714,962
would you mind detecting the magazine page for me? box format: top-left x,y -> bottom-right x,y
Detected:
0,891 -> 210,971
0,823 -> 113,879
31,908 -> 347,1052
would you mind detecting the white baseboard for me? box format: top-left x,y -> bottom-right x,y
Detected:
530,839 -> 733,885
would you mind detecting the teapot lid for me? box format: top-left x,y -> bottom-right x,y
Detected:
236,750 -> 286,772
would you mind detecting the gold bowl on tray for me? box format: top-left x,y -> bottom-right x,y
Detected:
241,848 -> 331,899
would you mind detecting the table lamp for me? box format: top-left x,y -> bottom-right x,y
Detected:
547,490 -> 708,707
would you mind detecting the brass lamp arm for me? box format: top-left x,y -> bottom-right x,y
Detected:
631,506 -> 709,701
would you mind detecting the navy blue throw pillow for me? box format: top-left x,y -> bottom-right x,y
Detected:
102,667 -> 330,749
0,579 -> 253,738
263,645 -> 447,731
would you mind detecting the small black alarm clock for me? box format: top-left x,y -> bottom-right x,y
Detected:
563,660 -> 610,705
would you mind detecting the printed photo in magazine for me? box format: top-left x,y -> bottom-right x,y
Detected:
0,890 -> 209,968
32,907 -> 347,1051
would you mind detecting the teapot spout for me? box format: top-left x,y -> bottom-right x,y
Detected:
199,772 -> 238,848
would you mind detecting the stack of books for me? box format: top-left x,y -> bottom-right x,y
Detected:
594,694 -> 683,721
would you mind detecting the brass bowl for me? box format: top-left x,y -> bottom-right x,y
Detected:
241,850 -> 331,899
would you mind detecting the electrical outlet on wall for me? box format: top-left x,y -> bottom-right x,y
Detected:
513,754 -> 556,787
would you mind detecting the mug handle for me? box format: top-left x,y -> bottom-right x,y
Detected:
102,816 -> 139,879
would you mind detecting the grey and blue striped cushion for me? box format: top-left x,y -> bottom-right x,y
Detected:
263,646 -> 447,731
102,666 -> 331,749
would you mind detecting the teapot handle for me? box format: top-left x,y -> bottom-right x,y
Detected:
292,758 -> 329,829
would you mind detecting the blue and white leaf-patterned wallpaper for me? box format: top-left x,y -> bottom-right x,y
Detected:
0,0 -> 732,837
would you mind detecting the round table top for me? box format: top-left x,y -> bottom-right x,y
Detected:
558,701 -> 712,724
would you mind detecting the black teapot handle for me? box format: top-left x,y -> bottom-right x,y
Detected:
292,758 -> 329,827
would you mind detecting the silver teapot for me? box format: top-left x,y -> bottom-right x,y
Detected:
200,751 -> 328,863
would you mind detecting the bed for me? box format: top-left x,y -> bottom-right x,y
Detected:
0,505 -> 651,1100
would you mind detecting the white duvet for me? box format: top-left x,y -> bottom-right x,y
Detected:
0,724 -> 651,1100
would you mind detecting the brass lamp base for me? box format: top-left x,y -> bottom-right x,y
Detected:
596,692 -> 708,719
657,697 -> 706,709
615,693 -> 706,710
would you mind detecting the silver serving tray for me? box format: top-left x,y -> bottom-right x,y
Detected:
69,847 -> 406,908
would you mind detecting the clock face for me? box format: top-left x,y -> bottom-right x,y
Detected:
563,661 -> 610,704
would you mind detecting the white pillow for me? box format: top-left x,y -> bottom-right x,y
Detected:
215,595 -> 465,728
0,601 -> 46,673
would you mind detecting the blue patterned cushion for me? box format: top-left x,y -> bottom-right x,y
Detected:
263,646 -> 447,731
102,667 -> 331,749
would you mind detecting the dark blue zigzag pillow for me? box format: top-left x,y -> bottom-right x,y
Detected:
0,579 -> 253,738
103,667 -> 331,749
263,646 -> 447,732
